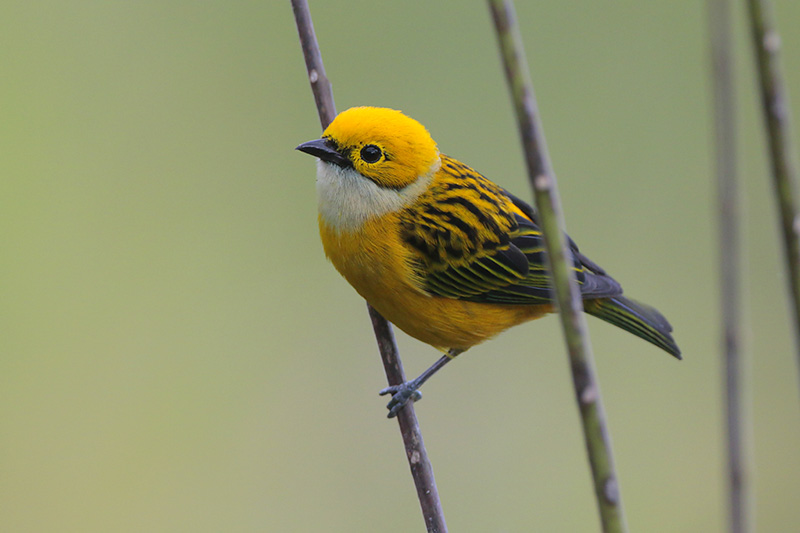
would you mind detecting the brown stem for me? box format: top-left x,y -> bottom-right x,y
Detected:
290,1 -> 447,531
708,0 -> 751,531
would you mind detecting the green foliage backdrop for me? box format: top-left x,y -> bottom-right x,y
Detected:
2,2 -> 799,531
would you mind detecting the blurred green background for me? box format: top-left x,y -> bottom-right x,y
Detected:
2,1 -> 800,531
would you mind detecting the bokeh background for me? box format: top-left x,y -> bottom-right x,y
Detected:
3,1 -> 800,531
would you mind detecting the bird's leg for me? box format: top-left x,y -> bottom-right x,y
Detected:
379,348 -> 463,418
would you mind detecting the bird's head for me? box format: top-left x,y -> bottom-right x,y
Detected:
297,106 -> 439,189
297,107 -> 441,231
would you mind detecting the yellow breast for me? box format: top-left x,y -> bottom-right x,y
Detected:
319,214 -> 549,352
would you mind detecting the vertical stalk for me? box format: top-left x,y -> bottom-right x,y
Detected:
708,0 -> 751,531
290,1 -> 447,531
488,1 -> 627,531
745,0 -> 800,378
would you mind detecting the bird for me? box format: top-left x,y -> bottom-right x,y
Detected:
297,106 -> 680,417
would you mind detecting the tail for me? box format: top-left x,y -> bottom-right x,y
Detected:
583,296 -> 681,359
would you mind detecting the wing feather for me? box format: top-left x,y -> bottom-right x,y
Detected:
400,155 -> 622,305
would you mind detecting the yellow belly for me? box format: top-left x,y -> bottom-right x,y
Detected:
319,215 -> 550,352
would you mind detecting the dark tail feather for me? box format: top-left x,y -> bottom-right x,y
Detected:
583,296 -> 681,359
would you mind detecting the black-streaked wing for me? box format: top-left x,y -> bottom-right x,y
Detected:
502,188 -> 623,298
403,155 -> 622,305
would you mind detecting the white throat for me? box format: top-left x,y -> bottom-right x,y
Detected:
316,158 -> 439,233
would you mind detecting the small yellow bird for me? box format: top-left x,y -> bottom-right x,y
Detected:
297,106 -> 680,417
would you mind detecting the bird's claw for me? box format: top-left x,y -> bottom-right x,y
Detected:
379,382 -> 423,418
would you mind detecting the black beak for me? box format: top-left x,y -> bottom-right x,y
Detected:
295,138 -> 352,168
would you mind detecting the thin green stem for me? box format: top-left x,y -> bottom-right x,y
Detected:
708,0 -> 751,531
745,0 -> 800,380
290,1 -> 447,531
488,2 -> 627,532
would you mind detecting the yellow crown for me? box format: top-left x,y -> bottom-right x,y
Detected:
323,107 -> 439,189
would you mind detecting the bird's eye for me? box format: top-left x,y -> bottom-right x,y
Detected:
360,144 -> 382,164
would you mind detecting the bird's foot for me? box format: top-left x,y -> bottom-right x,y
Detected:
378,381 -> 423,418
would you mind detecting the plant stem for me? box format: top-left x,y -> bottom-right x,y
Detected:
290,0 -> 334,130
488,1 -> 627,531
367,306 -> 447,533
708,1 -> 752,531
745,0 -> 800,378
290,1 -> 447,531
